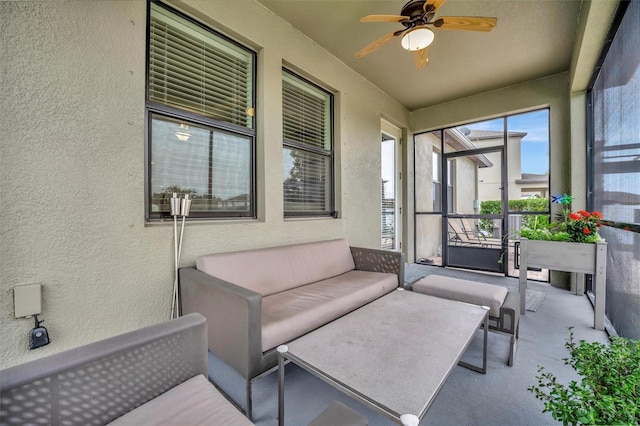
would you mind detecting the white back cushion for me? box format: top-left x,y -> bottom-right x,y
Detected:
196,239 -> 356,296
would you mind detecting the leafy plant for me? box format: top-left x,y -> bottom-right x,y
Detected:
522,213 -> 550,230
477,195 -> 605,243
479,198 -> 549,234
517,194 -> 604,243
529,327 -> 640,425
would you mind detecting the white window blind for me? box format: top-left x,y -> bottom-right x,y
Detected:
282,70 -> 333,216
149,3 -> 253,128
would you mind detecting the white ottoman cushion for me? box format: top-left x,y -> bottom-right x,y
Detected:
412,275 -> 508,317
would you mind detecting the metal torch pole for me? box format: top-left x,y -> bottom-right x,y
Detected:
170,193 -> 181,319
175,194 -> 192,318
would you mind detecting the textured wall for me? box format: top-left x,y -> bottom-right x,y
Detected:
0,0 -> 409,368
454,157 -> 477,214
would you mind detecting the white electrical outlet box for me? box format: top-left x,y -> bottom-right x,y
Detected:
14,284 -> 42,318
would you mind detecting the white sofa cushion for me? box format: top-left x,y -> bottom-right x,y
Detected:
108,375 -> 253,426
412,275 -> 507,317
196,239 -> 356,296
261,270 -> 397,351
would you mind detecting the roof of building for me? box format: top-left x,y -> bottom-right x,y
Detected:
516,173 -> 549,184
467,130 -> 528,139
441,128 -> 493,168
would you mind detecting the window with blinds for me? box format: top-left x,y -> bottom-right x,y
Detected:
146,2 -> 255,220
282,70 -> 334,216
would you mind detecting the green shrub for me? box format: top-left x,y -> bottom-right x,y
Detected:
529,327 -> 640,425
522,214 -> 550,230
479,198 -> 550,234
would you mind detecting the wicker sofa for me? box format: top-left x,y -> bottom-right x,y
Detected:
179,238 -> 404,418
0,314 -> 253,426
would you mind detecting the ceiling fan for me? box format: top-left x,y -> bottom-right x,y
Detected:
355,0 -> 497,69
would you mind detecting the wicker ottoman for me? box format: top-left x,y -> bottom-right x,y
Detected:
412,275 -> 519,366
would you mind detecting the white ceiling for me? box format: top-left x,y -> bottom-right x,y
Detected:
257,0 -> 584,110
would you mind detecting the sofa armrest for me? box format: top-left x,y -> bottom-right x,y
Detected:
350,246 -> 405,287
0,314 -> 207,425
179,267 -> 263,380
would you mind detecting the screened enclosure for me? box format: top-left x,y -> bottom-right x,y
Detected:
589,0 -> 640,340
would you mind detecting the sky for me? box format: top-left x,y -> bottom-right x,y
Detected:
381,139 -> 396,197
464,109 -> 550,175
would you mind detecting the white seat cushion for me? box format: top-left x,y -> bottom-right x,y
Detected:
261,270 -> 397,351
108,375 -> 253,426
412,275 -> 507,317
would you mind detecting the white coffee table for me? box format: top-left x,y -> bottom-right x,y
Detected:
277,289 -> 489,425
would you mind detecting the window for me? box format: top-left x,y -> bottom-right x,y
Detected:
446,159 -> 454,214
432,150 -> 441,211
146,2 -> 256,219
282,69 -> 334,217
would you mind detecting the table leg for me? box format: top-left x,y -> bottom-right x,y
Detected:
457,307 -> 489,374
481,309 -> 488,373
277,345 -> 288,426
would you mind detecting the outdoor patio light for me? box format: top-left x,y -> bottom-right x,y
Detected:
401,27 -> 434,51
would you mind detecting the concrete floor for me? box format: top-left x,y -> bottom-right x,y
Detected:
209,266 -> 609,426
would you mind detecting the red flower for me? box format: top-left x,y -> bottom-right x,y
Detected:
592,211 -> 603,219
583,227 -> 591,234
578,210 -> 591,218
569,213 -> 582,221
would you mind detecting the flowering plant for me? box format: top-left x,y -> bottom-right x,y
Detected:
519,194 -> 604,243
565,210 -> 603,243
554,193 -> 604,243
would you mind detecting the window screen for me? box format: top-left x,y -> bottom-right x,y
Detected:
589,0 -> 639,339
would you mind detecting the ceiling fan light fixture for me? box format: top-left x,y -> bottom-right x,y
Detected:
401,27 -> 434,51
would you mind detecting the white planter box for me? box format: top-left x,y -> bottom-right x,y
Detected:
518,238 -> 607,330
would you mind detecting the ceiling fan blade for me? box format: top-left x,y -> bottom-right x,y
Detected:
414,48 -> 429,69
360,14 -> 408,23
433,16 -> 497,32
355,31 -> 399,58
424,0 -> 447,13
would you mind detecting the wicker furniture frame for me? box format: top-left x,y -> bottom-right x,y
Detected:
0,314 -> 251,426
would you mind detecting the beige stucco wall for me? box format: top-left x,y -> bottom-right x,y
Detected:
0,0 -> 409,368
570,92 -> 588,211
414,132 -> 439,259
476,135 -> 526,202
414,133 -> 436,213
453,158 -> 477,214
415,215 -> 442,261
477,151 -> 503,204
